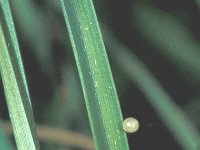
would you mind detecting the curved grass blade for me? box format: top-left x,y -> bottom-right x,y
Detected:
10,0 -> 52,77
60,0 -> 129,149
0,0 -> 40,149
133,3 -> 200,82
102,26 -> 200,150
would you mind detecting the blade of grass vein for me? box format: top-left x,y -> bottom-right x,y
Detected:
0,119 -> 13,150
102,26 -> 200,150
60,0 -> 129,149
0,0 -> 39,149
133,3 -> 200,82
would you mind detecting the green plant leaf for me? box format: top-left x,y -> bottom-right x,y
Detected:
102,26 -> 200,150
133,3 -> 200,82
10,0 -> 52,76
60,0 -> 129,149
0,0 -> 39,150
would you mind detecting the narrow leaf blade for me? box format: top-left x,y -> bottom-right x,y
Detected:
0,1 -> 40,149
60,0 -> 129,149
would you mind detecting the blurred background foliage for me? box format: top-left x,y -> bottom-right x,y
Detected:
1,0 -> 200,149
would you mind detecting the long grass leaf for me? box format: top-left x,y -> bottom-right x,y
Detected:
0,0 -> 40,149
43,64 -> 91,150
10,0 -> 52,75
48,64 -> 89,130
133,3 -> 200,81
60,0 -> 129,149
102,26 -> 200,150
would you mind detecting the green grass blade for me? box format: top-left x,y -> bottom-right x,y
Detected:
44,64 -> 91,150
47,63 -> 90,131
10,0 -> 52,78
0,1 -> 40,149
133,3 -> 200,82
60,0 -> 129,149
102,26 -> 200,150
66,64 -> 91,134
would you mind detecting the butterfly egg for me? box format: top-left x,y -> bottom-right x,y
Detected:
123,117 -> 139,133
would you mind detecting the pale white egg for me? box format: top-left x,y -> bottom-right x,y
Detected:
123,117 -> 139,133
